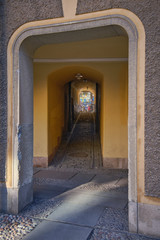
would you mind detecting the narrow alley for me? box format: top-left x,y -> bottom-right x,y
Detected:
51,112 -> 102,170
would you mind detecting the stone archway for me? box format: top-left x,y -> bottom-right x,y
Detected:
6,10 -> 145,234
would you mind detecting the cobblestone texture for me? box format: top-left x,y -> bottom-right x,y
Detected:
96,207 -> 128,231
0,198 -> 62,239
51,113 -> 102,170
89,229 -> 159,240
0,214 -> 40,240
20,198 -> 62,220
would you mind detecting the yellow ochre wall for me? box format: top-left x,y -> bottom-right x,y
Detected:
48,76 -> 65,162
34,37 -> 128,59
34,65 -> 48,159
101,63 -> 128,159
34,64 -> 65,166
33,62 -> 128,167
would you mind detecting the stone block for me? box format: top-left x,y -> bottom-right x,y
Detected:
7,182 -> 33,214
34,170 -> 76,180
128,201 -> 138,233
23,220 -> 92,240
138,203 -> 160,238
103,158 -> 128,169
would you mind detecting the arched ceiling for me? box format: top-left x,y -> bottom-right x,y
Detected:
48,65 -> 103,85
34,36 -> 128,59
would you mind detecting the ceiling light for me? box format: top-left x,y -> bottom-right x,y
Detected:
75,73 -> 83,80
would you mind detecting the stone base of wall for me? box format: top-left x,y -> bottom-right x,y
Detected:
128,201 -> 138,233
103,158 -> 128,169
33,157 -> 49,168
0,184 -> 7,212
0,182 -> 33,214
33,150 -> 56,168
48,150 -> 57,165
138,202 -> 160,238
129,201 -> 160,238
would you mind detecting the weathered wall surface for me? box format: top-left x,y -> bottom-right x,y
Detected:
0,0 -> 63,181
0,1 -> 7,181
77,0 -> 160,198
4,0 -> 63,41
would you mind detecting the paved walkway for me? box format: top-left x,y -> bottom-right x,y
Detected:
51,112 -> 102,170
23,168 -> 128,240
0,113 -> 159,240
21,167 -> 157,240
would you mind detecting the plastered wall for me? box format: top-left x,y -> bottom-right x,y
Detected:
48,75 -> 65,161
34,65 -> 65,166
101,63 -> 128,160
33,65 -> 48,158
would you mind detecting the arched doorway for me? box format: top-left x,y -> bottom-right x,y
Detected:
6,10 -> 145,233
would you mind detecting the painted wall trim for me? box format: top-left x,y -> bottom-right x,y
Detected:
34,58 -> 128,63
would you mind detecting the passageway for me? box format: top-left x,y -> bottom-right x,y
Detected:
26,69 -> 130,239
30,59 -> 129,239
51,112 -> 102,170
21,107 -> 129,239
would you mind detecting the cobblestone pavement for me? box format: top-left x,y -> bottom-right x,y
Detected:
0,214 -> 40,240
0,113 -> 159,240
50,112 -> 102,170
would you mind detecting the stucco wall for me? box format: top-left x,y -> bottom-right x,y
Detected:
0,0 -> 63,181
76,0 -> 160,198
0,1 -> 7,181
